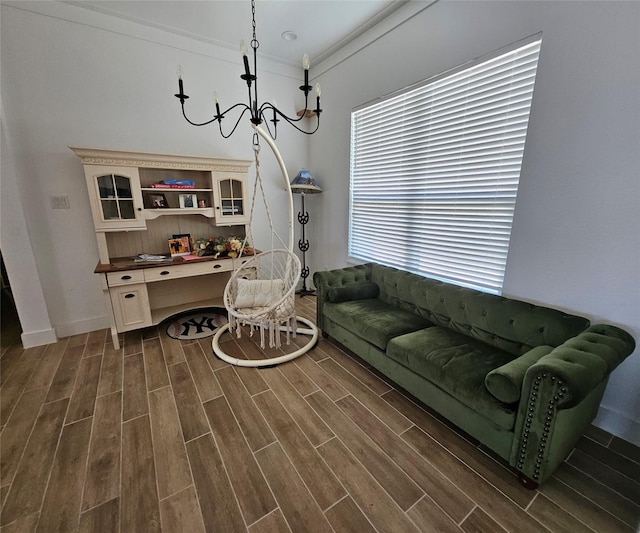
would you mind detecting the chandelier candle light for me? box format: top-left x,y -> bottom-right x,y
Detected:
174,0 -> 322,139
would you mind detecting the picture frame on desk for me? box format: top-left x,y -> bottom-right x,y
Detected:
172,234 -> 192,252
145,192 -> 169,208
168,236 -> 191,257
179,193 -> 197,208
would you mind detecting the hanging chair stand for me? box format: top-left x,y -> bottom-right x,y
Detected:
212,125 -> 319,367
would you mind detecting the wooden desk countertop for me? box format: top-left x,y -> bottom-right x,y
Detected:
94,251 -> 255,274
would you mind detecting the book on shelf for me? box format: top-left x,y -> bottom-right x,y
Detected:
149,183 -> 195,189
163,179 -> 195,185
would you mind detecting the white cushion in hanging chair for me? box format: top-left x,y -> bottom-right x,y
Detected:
224,249 -> 301,349
235,278 -> 285,309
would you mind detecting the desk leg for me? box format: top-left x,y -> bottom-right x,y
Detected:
110,326 -> 120,350
102,288 -> 121,349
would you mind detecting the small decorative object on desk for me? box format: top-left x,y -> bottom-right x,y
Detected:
146,192 -> 169,208
134,254 -> 170,263
179,193 -> 197,208
193,235 -> 251,258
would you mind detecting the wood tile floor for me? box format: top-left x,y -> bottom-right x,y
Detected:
1,295 -> 639,532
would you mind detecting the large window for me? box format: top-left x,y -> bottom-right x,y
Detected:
349,35 -> 542,294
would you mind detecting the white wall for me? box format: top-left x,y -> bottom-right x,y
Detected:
1,2 -> 309,338
1,106 -> 57,347
309,0 -> 640,443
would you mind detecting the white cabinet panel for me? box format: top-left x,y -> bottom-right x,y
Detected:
110,284 -> 152,331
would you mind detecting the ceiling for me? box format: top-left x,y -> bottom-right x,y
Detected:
66,0 -> 411,67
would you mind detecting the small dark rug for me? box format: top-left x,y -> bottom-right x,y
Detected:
165,307 -> 228,341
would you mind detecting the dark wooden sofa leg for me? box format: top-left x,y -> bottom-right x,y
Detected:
321,331 -> 329,338
518,473 -> 539,490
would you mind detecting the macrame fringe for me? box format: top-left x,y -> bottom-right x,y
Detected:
229,312 -> 297,350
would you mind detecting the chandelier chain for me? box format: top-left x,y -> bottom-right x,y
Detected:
251,0 -> 259,51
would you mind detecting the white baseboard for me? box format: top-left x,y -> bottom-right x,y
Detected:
54,315 -> 111,339
20,327 -> 57,348
593,405 -> 640,446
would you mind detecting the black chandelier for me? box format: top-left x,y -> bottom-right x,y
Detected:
174,0 -> 322,139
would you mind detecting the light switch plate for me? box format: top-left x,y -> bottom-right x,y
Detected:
50,195 -> 70,209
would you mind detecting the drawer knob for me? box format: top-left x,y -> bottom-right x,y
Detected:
122,275 -> 132,280
124,293 -> 136,299
213,264 -> 222,269
160,271 -> 170,276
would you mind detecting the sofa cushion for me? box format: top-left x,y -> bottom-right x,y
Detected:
327,283 -> 379,303
484,345 -> 554,403
386,327 -> 517,430
323,299 -> 431,351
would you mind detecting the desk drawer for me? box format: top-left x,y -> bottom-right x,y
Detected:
144,260 -> 233,282
107,270 -> 145,286
233,256 -> 254,270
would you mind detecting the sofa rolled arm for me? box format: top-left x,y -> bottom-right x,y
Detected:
313,264 -> 373,332
524,324 -> 635,409
511,324 -> 635,486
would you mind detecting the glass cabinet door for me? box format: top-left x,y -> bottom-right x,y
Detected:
214,174 -> 248,224
97,174 -> 136,220
86,165 -> 144,231
219,178 -> 244,216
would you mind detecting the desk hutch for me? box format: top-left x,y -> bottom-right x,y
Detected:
71,147 -> 252,349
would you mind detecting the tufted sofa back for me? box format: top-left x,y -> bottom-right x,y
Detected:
371,264 -> 590,356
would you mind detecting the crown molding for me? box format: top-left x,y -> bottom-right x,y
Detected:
2,0 -> 301,80
310,0 -> 439,79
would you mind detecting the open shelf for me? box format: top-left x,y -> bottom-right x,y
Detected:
143,207 -> 215,219
140,188 -> 212,192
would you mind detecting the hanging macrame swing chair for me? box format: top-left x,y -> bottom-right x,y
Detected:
212,125 -> 319,367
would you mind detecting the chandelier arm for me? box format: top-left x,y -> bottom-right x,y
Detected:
258,100 -> 314,131
179,101 -> 252,128
276,113 -> 321,135
273,97 -> 310,125
294,92 -> 313,122
180,104 -> 220,127
279,108 -> 307,124
219,102 -> 252,119
260,115 -> 277,140
219,107 -> 252,139
258,104 -> 319,135
258,101 -> 272,115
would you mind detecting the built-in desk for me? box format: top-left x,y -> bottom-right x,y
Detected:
96,254 -> 253,348
71,148 -> 255,349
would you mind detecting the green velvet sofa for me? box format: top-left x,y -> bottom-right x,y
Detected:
313,263 -> 635,487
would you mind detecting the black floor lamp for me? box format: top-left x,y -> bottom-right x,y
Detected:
290,170 -> 322,296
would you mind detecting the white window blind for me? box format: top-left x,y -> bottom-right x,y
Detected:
349,35 -> 542,295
